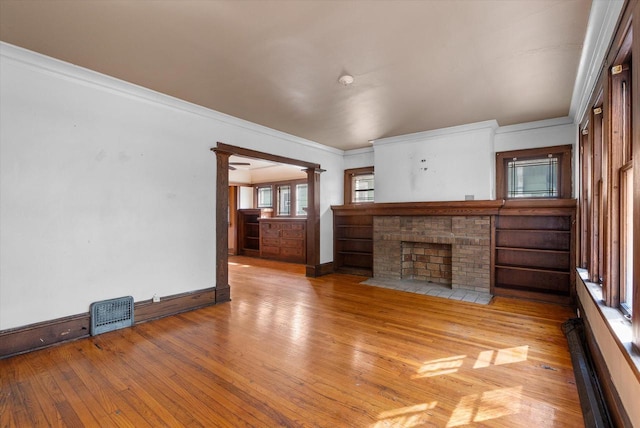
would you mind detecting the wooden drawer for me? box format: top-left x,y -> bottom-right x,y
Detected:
262,238 -> 280,247
261,245 -> 280,256
262,221 -> 283,230
281,247 -> 304,258
280,222 -> 305,230
282,229 -> 305,239
261,227 -> 280,238
280,238 -> 304,248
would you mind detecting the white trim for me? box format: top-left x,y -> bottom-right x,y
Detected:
0,42 -> 343,156
343,147 -> 374,156
373,120 -> 499,146
570,0 -> 625,124
495,117 -> 574,135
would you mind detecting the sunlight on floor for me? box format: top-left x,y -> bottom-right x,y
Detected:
473,346 -> 529,368
413,345 -> 529,379
228,261 -> 252,268
447,386 -> 523,427
412,355 -> 466,378
371,402 -> 438,428
399,346 -> 531,426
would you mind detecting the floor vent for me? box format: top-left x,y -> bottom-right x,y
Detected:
90,296 -> 134,336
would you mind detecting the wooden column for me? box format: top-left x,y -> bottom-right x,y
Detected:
213,148 -> 231,303
305,167 -> 323,277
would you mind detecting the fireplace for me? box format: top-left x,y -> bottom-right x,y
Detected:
374,215 -> 491,293
402,242 -> 452,285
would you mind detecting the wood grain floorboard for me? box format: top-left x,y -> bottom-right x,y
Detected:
1,256 -> 584,427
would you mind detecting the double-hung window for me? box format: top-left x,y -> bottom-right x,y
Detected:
344,167 -> 374,205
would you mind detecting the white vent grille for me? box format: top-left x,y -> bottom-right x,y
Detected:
90,296 -> 134,336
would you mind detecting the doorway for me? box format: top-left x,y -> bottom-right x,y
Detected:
212,143 -> 323,303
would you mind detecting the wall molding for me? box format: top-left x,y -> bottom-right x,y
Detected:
0,286 -> 218,359
373,120 -> 499,147
570,0 -> 626,124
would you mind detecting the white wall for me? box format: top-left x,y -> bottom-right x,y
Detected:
0,43 -> 343,330
239,186 -> 254,209
344,147 -> 374,170
373,121 -> 498,202
494,117 -> 576,152
495,117 -> 578,197
370,118 -> 577,203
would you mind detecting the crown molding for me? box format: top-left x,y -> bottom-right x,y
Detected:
0,42 -> 343,157
495,116 -> 575,135
569,0 -> 625,124
373,120 -> 499,147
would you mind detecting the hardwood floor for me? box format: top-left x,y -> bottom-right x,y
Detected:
1,256 -> 584,427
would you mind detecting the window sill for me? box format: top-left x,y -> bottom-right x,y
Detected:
577,268 -> 640,379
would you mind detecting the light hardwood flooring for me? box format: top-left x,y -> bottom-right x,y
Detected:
1,256 -> 584,427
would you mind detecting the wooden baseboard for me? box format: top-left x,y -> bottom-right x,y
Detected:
0,287 -> 219,359
306,262 -> 334,277
135,287 -> 217,323
0,313 -> 90,359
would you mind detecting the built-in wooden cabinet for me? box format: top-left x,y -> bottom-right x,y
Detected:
332,209 -> 373,276
259,218 -> 306,263
237,209 -> 261,257
493,200 -> 575,305
237,210 -> 307,263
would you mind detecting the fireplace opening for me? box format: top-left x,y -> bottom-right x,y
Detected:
401,242 -> 452,285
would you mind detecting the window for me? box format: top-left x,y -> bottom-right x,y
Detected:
256,186 -> 272,208
295,183 -> 308,216
578,23 -> 635,324
613,58 -> 633,315
506,156 -> 558,198
253,179 -> 307,217
344,167 -> 374,204
621,164 -> 633,315
496,145 -> 571,200
277,185 -> 290,216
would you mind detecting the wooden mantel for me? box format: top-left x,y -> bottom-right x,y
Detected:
331,199 -> 576,216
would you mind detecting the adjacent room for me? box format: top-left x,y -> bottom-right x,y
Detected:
1,1 -> 638,426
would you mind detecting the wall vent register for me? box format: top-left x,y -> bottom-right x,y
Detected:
90,296 -> 134,336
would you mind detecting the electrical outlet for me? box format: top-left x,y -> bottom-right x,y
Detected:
152,294 -> 160,303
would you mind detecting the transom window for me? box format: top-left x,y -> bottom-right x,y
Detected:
506,155 -> 558,198
496,145 -> 571,200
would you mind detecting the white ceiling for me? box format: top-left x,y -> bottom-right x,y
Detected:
0,0 -> 592,151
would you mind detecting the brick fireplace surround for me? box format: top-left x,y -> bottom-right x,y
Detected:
373,215 -> 491,293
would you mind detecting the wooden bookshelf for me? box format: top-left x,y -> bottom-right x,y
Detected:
237,209 -> 261,257
332,209 -> 373,276
493,205 -> 575,304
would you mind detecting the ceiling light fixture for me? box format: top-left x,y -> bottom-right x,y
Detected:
338,74 -> 354,86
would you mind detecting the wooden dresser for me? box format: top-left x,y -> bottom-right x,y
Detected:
259,218 -> 306,263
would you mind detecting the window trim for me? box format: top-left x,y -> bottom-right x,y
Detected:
496,145 -> 572,200
344,166 -> 374,205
